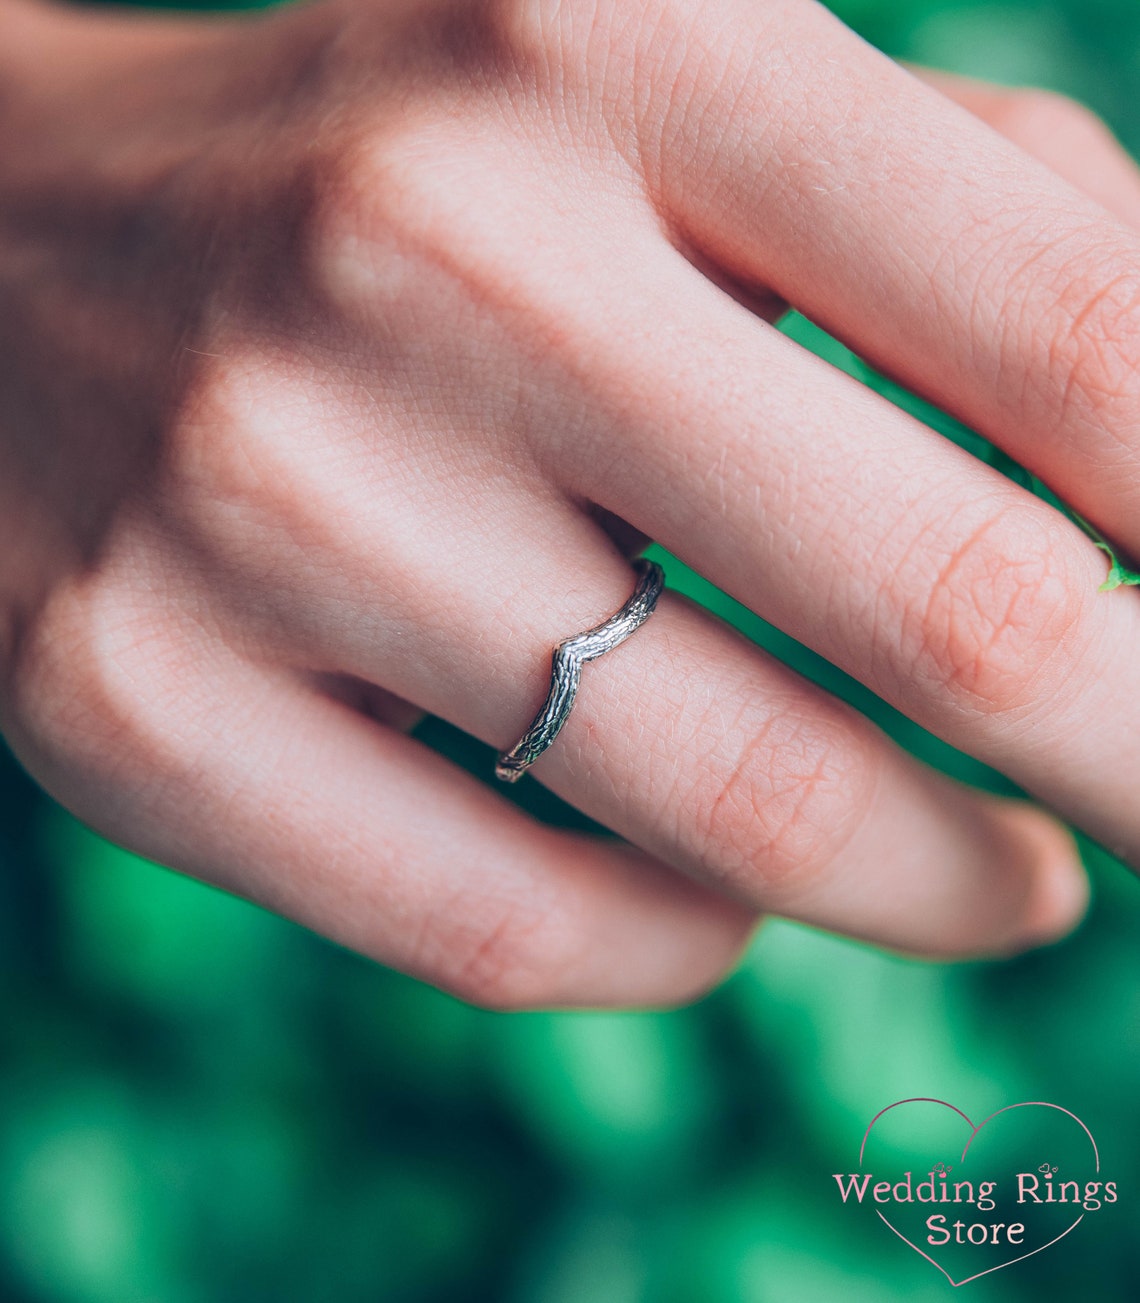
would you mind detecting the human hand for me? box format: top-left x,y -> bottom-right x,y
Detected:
3,0 -> 1138,1009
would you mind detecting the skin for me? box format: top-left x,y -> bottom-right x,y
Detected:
2,0 -> 1139,1009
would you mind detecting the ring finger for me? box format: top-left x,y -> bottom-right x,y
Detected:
200,340 -> 1086,960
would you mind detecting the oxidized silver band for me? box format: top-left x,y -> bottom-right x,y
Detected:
495,558 -> 665,783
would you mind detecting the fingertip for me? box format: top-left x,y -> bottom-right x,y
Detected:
966,799 -> 1089,960
889,793 -> 1090,964
1000,803 -> 1090,950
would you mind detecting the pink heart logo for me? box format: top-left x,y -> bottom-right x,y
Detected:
851,1098 -> 1102,1287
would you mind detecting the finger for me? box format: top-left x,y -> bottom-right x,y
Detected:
539,238 -> 1140,869
358,572 -> 1084,960
910,68 -> 1140,228
190,351 -> 1088,959
2,583 -> 755,1011
617,0 -> 1140,552
524,587 -> 1085,960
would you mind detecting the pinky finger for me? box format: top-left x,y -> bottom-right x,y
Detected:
5,633 -> 755,1011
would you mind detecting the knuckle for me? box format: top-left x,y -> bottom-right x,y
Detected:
308,117 -> 510,326
172,358 -> 287,514
6,579 -> 181,800
314,117 -> 439,240
906,505 -> 1089,717
301,1 -> 543,270
167,355 -> 337,575
1040,258 -> 1140,431
306,137 -> 435,314
490,0 -> 627,79
432,890 -> 585,1011
681,695 -> 879,903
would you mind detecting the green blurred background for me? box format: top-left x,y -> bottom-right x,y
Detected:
2,0 -> 1139,1298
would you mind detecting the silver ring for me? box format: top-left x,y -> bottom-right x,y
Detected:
495,558 -> 665,783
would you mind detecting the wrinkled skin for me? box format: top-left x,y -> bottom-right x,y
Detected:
4,0 -> 1140,1008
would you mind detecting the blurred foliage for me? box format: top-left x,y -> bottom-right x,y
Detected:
3,0 -> 1140,1299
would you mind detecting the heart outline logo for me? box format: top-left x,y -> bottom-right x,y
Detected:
859,1098 -> 1100,1287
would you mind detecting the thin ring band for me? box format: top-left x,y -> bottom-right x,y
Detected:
495,558 -> 666,783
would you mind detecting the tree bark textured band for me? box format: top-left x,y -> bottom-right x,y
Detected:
494,558 -> 666,783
